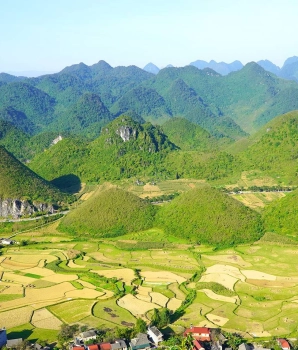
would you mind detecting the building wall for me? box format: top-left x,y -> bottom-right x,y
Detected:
0,330 -> 7,347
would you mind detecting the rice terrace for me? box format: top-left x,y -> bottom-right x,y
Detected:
2,183 -> 298,343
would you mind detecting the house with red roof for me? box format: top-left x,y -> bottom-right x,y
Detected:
184,327 -> 210,341
99,343 -> 112,350
72,347 -> 85,350
277,339 -> 290,350
88,345 -> 99,350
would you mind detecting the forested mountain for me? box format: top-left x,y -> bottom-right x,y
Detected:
0,73 -> 25,83
0,82 -> 55,131
29,116 -> 177,182
0,106 -> 35,133
1,59 -> 298,140
51,93 -> 113,139
0,120 -> 30,158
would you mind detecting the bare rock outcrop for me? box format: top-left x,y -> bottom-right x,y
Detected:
0,199 -> 54,218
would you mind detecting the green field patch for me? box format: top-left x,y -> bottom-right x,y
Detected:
236,293 -> 281,322
0,294 -> 23,302
152,285 -> 175,299
92,298 -> 136,326
196,282 -> 236,297
70,281 -> 84,289
24,273 -> 42,279
236,280 -> 298,301
49,299 -> 95,323
168,282 -> 186,300
32,280 -> 56,288
7,323 -> 58,342
73,241 -> 99,253
111,228 -> 189,244
173,294 -> 214,326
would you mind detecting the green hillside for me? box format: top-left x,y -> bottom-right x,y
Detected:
162,117 -> 217,151
263,189 -> 298,237
240,110 -> 298,184
0,106 -> 35,133
0,120 -> 30,159
29,137 -> 88,182
156,187 -> 263,246
29,116 -> 177,183
110,86 -> 172,122
2,61 -> 298,142
142,63 -> 298,134
0,146 -> 70,203
53,93 -> 113,139
0,82 -> 55,129
59,187 -> 157,236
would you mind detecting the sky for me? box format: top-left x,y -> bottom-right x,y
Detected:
1,0 -> 298,74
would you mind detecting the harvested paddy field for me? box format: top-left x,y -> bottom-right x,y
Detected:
141,271 -> 186,284
117,294 -> 160,316
31,308 -> 63,330
91,268 -> 135,284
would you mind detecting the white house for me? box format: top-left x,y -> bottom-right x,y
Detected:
79,330 -> 97,342
147,326 -> 163,345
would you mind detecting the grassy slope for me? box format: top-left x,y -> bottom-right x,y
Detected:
239,110 -> 298,184
156,187 -> 263,246
0,146 -> 70,203
162,117 -> 231,151
263,188 -> 298,236
59,187 -> 157,236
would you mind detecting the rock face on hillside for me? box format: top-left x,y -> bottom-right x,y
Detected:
116,125 -> 137,142
0,198 -> 54,218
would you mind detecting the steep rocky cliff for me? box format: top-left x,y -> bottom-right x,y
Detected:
0,199 -> 55,218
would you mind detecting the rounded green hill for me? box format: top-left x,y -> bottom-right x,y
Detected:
59,187 -> 157,236
156,187 -> 263,245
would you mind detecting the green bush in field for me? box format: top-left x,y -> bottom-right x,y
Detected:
59,187 -> 157,237
156,187 -> 263,246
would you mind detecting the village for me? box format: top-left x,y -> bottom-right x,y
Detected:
0,326 -> 295,350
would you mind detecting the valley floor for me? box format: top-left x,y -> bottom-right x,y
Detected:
1,219 -> 298,342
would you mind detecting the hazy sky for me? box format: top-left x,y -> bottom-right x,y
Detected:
1,0 -> 298,73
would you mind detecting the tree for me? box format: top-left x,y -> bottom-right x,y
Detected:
225,332 -> 243,350
151,308 -> 171,328
115,327 -> 134,340
151,308 -> 161,327
58,324 -> 79,344
181,333 -> 194,350
135,318 -> 147,334
159,308 -> 171,327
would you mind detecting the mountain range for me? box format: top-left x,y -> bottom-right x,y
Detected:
1,57 -> 298,143
1,57 -> 298,203
143,56 -> 298,81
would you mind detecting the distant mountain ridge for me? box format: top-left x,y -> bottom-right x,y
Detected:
190,59 -> 243,75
